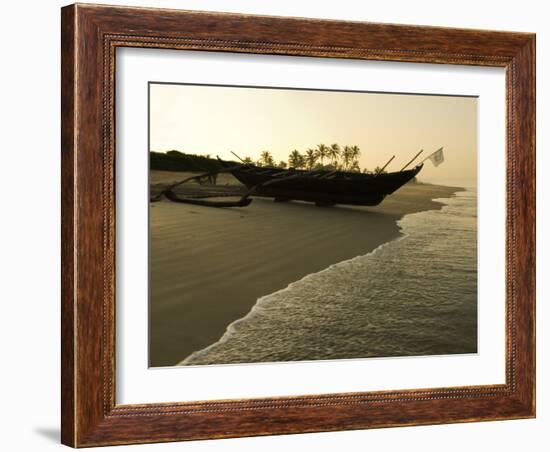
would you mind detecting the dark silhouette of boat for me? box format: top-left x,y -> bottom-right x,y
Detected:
218,160 -> 423,207
152,150 -> 434,208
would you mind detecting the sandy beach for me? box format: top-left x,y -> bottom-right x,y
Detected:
149,170 -> 462,366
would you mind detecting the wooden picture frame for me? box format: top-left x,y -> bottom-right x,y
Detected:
61,3 -> 535,447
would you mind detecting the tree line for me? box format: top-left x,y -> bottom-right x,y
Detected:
241,143 -> 374,172
151,145 -> 391,175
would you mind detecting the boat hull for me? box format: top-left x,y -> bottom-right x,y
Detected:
224,163 -> 423,206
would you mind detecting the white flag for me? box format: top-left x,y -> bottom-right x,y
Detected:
428,147 -> 444,167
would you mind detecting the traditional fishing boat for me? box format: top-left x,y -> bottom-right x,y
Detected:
219,160 -> 423,207
153,148 -> 443,208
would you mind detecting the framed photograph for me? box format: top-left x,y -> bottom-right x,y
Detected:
61,4 -> 535,447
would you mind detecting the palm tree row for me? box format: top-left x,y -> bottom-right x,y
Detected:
248,143 -> 363,172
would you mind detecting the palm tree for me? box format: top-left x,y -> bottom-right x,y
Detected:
288,149 -> 305,169
258,150 -> 275,167
350,160 -> 361,172
316,144 -> 329,166
278,161 -> 288,169
350,145 -> 361,161
305,148 -> 317,170
242,156 -> 253,164
341,145 -> 352,170
328,143 -> 340,166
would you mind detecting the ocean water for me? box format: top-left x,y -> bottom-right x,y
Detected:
182,188 -> 477,365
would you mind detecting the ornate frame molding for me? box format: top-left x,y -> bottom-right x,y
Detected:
61,4 -> 535,447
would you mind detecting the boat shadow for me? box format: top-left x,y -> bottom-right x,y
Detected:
249,197 -> 396,218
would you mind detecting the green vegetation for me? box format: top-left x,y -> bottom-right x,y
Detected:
315,144 -> 329,166
328,143 -> 340,166
150,150 -> 232,172
150,143 -> 371,174
288,149 -> 306,169
258,150 -> 275,167
249,143 -> 366,172
305,149 -> 317,170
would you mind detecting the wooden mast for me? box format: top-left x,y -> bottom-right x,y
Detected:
399,150 -> 424,171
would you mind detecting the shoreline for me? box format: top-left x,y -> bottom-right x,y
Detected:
180,188 -> 466,366
150,172 -> 463,367
180,225 -> 407,366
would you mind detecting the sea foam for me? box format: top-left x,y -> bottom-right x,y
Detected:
181,189 -> 477,366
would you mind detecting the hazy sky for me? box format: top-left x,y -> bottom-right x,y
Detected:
149,83 -> 477,185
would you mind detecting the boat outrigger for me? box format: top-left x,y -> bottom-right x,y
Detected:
152,148 -> 443,208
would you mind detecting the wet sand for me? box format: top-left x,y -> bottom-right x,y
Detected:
149,170 -> 462,366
